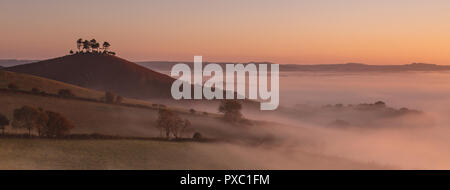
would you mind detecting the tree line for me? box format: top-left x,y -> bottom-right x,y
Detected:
70,38 -> 115,55
0,106 -> 74,137
155,100 -> 250,140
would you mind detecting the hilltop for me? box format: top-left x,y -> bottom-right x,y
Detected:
7,54 -> 175,99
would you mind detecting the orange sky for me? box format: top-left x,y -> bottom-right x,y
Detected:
1,0 -> 450,65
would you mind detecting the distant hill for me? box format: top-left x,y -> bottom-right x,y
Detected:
137,61 -> 274,72
137,61 -> 450,72
7,54 -> 175,99
279,63 -> 450,72
0,59 -> 39,67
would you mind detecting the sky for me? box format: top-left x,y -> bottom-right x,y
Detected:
1,0 -> 450,65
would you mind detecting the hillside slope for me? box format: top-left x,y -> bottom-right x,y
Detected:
0,70 -> 104,99
7,54 -> 175,99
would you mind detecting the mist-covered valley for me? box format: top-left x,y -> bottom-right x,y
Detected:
153,70 -> 450,169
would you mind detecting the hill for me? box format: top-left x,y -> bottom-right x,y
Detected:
137,61 -> 274,72
0,70 -> 104,99
7,54 -> 175,99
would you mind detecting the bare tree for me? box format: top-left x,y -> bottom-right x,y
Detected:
43,111 -> 74,138
12,106 -> 48,136
82,40 -> 91,52
156,109 -> 190,139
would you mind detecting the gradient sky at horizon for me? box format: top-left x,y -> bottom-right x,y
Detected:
1,0 -> 450,65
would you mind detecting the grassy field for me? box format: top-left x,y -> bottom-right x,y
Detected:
0,91 -> 256,140
0,138 -> 386,170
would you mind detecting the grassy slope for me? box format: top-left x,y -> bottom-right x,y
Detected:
0,70 -> 104,99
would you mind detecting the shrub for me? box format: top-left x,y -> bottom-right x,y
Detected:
0,113 -> 9,135
8,83 -> 18,90
31,87 -> 40,94
105,91 -> 116,103
115,96 -> 124,104
58,89 -> 75,98
192,132 -> 202,140
218,100 -> 243,123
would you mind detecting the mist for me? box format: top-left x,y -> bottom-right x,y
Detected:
142,69 -> 450,169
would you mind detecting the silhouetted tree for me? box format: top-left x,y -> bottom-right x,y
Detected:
76,38 -> 83,52
89,39 -> 97,52
156,109 -> 189,139
69,50 -> 74,55
12,106 -> 48,136
192,132 -> 202,140
58,89 -> 75,98
218,100 -> 243,123
105,91 -> 116,103
102,42 -> 111,53
91,42 -> 100,52
0,113 -> 9,135
8,83 -> 18,90
43,111 -> 74,138
82,40 -> 91,52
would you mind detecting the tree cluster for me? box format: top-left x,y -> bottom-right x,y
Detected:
11,106 -> 74,137
70,38 -> 115,55
218,100 -> 243,123
156,109 -> 191,139
104,91 -> 123,104
58,89 -> 75,98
